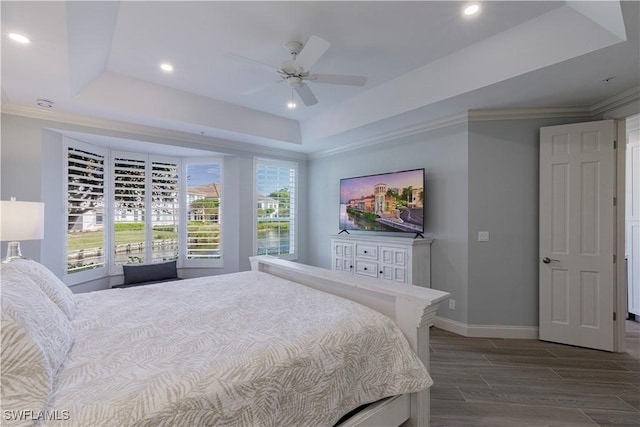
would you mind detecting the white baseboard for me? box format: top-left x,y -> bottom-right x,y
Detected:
433,316 -> 539,339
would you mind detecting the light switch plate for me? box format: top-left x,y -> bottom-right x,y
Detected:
478,231 -> 489,242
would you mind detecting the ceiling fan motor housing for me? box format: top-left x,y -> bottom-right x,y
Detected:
281,59 -> 300,75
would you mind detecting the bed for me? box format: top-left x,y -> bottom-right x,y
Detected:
1,256 -> 448,427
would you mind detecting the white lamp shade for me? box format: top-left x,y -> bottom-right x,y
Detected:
0,200 -> 45,241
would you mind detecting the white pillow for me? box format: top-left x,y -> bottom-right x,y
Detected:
1,267 -> 74,425
4,259 -> 77,320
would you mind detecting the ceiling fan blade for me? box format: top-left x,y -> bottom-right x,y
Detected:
224,52 -> 281,73
309,73 -> 367,86
295,83 -> 318,106
294,36 -> 330,71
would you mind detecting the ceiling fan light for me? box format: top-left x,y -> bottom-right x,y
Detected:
287,87 -> 297,109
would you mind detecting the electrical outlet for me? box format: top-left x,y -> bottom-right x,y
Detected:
449,299 -> 455,310
478,231 -> 489,242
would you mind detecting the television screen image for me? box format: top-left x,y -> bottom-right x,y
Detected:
339,168 -> 425,233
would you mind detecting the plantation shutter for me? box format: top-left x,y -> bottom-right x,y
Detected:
255,160 -> 296,257
151,161 -> 179,262
113,155 -> 147,265
66,145 -> 106,274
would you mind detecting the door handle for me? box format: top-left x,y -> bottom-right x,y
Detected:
542,257 -> 559,264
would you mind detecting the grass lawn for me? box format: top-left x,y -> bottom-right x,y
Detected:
67,223 -> 221,252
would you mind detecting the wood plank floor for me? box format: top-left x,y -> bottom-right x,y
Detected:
430,320 -> 640,427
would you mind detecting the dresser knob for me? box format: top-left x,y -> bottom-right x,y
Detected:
364,267 -> 368,271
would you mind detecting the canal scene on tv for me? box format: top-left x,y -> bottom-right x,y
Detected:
339,169 -> 424,233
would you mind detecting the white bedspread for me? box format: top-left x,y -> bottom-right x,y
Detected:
45,271 -> 431,426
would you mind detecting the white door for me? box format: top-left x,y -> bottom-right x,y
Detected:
539,120 -> 616,351
627,125 -> 640,316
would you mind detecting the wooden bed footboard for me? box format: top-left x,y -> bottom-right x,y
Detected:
250,256 -> 450,427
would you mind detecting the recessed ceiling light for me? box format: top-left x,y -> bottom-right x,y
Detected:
8,33 -> 30,44
160,63 -> 174,72
463,3 -> 480,16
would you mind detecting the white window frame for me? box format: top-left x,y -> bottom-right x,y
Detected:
181,157 -> 224,268
253,157 -> 298,261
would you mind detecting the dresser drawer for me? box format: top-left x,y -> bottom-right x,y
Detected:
355,260 -> 378,278
355,244 -> 378,259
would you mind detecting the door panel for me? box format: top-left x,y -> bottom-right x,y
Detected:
627,134 -> 640,316
539,120 -> 615,351
551,270 -> 569,323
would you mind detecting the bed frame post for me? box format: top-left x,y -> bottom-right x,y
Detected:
395,298 -> 439,426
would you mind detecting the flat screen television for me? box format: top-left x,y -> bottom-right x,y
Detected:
339,168 -> 425,234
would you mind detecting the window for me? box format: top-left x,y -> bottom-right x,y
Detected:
64,138 -> 224,279
151,160 -> 180,262
111,153 -> 180,267
254,158 -> 297,259
112,154 -> 147,265
65,142 -> 106,275
185,162 -> 222,261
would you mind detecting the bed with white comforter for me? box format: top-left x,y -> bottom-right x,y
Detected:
1,259 -> 432,427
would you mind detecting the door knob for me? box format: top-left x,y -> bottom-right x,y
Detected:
542,257 -> 559,264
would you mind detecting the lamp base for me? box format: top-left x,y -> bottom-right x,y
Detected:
2,241 -> 29,263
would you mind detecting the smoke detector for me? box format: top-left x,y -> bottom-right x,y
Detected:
36,99 -> 54,108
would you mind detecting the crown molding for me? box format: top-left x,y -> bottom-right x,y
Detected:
0,103 -> 309,161
468,106 -> 592,121
591,85 -> 640,118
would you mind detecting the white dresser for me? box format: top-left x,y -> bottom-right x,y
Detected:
331,234 -> 433,287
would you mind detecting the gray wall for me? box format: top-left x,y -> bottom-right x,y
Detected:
0,113 -> 308,292
307,123 -> 470,324
466,117 -> 586,327
0,115 -> 45,260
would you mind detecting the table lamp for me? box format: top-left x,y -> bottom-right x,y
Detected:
1,197 -> 45,263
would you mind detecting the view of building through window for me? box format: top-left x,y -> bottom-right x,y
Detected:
255,160 -> 296,257
186,163 -> 222,260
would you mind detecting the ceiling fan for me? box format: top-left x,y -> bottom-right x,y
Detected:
228,36 -> 367,106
